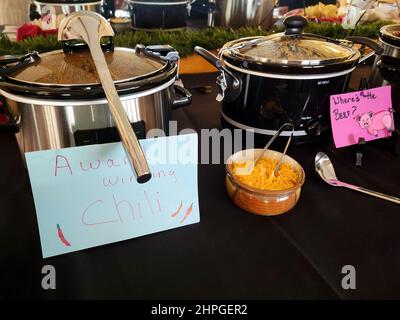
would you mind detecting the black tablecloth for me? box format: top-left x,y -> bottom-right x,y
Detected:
1,71 -> 400,300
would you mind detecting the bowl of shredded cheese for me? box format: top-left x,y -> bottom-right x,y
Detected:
226,149 -> 305,216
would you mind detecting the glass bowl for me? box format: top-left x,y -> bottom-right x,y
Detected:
225,149 -> 305,216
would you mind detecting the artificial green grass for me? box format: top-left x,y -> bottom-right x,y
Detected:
0,21 -> 392,57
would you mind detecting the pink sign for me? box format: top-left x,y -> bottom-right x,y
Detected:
330,86 -> 394,148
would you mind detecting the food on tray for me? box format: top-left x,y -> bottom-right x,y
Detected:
231,158 -> 299,191
305,2 -> 339,20
361,5 -> 400,23
338,0 -> 399,23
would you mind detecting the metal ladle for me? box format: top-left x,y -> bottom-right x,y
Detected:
58,12 -> 151,183
315,152 -> 400,205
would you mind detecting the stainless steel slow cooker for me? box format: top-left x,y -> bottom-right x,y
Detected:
195,15 -> 382,144
370,24 -> 400,88
30,0 -> 103,28
0,43 -> 191,154
33,0 -> 103,15
208,0 -> 276,29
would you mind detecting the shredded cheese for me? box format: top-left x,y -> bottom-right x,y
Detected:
232,158 -> 299,191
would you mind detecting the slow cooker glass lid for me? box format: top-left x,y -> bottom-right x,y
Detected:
223,33 -> 358,66
9,48 -> 167,86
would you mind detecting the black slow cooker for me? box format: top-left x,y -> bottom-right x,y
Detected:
195,16 -> 383,144
128,0 -> 190,31
370,24 -> 400,88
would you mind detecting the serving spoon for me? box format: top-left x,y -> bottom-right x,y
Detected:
315,152 -> 400,205
58,12 -> 151,183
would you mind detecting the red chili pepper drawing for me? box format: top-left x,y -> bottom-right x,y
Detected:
57,224 -> 71,247
180,203 -> 193,224
171,200 -> 183,218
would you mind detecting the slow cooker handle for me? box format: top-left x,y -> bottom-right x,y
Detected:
0,99 -> 20,133
194,46 -> 222,69
172,85 -> 192,109
194,46 -> 242,102
346,36 -> 383,63
0,52 -> 40,77
135,44 -> 180,63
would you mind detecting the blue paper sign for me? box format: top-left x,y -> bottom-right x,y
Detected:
26,134 -> 200,258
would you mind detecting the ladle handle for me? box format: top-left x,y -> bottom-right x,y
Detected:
339,182 -> 400,205
58,12 -> 151,183
90,41 -> 151,183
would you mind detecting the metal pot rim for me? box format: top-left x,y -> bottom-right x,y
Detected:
222,59 -> 356,79
0,47 -> 178,100
0,77 -> 175,106
7,47 -> 170,87
380,38 -> 400,50
380,24 -> 400,48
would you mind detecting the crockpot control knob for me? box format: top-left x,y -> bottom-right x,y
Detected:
305,120 -> 322,137
284,15 -> 308,36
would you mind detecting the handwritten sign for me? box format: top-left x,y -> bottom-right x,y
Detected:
26,134 -> 200,258
330,86 -> 394,148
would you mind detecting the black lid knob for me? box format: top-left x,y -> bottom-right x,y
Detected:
284,15 -> 308,35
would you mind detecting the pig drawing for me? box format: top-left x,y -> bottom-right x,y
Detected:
355,110 -> 394,137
